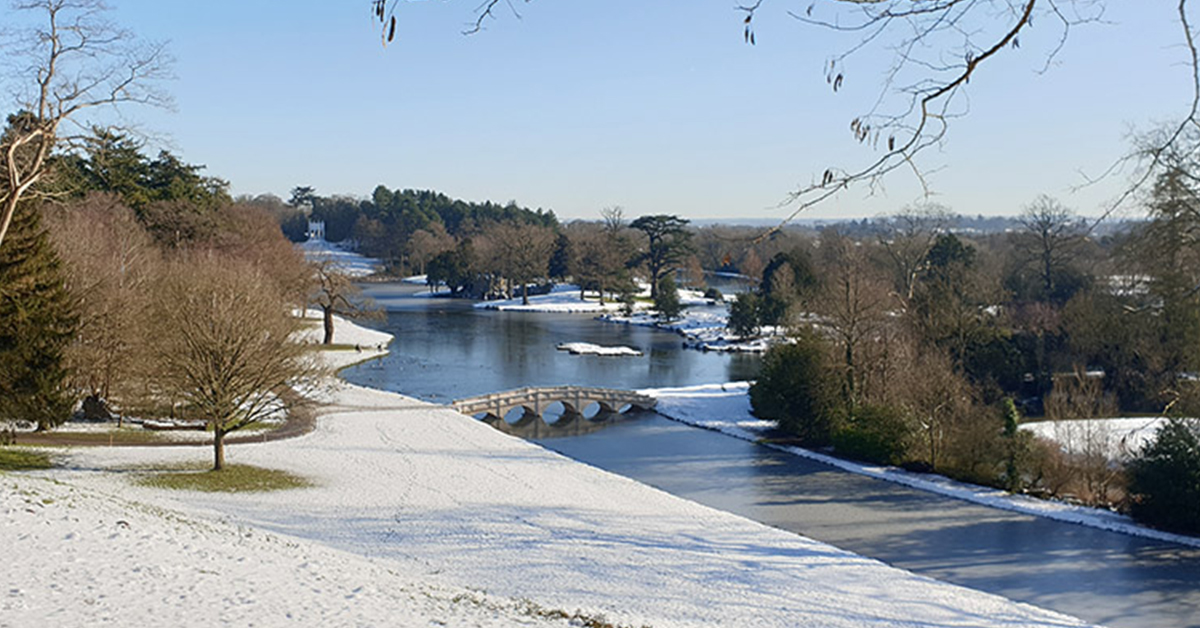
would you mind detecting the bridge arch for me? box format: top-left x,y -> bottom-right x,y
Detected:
452,386 -> 656,436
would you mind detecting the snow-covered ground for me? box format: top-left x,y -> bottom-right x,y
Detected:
473,279 -> 778,353
644,383 -> 1200,550
297,237 -> 382,278
1021,417 -> 1167,460
474,283 -> 631,313
2,314 -> 1102,627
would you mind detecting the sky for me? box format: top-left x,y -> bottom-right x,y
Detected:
4,1 -> 1194,221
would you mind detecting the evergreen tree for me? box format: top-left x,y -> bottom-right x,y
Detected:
1127,418 -> 1200,534
0,201 -> 76,429
654,273 -> 683,322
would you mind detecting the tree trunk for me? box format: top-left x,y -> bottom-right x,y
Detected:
322,305 -> 334,345
522,281 -> 529,305
213,426 -> 226,471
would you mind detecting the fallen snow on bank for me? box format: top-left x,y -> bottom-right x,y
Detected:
474,283 -> 630,313
644,383 -> 1200,550
556,342 -> 643,356
601,309 -> 778,353
21,315 -> 1097,628
297,238 -> 382,278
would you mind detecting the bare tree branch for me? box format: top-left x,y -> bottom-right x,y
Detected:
0,0 -> 172,252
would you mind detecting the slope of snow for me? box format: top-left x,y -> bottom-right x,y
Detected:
645,383 -> 1200,550
297,238 -> 382,278
0,475 -> 588,628
5,315 -> 1101,627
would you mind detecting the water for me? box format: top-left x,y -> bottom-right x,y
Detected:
531,414 -> 1200,628
342,283 -> 1200,628
341,283 -> 760,403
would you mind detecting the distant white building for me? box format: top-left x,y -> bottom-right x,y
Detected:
307,220 -> 326,241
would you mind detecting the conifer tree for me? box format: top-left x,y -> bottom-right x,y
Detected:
0,200 -> 76,429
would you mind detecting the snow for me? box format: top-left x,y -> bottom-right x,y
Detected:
601,310 -> 782,353
2,314 -> 1103,627
1,475 -> 582,628
453,280 -> 779,352
556,342 -> 643,357
474,283 -> 631,313
1021,417 -> 1168,459
643,384 -> 1200,551
297,238 -> 382,278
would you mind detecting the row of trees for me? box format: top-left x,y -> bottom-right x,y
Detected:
743,183 -> 1200,533
1,124 -> 320,470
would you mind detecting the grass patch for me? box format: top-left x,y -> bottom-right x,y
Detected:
43,428 -> 167,444
135,462 -> 312,493
0,447 -> 54,470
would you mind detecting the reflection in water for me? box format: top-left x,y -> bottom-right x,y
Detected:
481,409 -> 629,440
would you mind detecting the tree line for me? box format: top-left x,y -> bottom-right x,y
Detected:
736,189 -> 1200,534
1,122 -> 318,471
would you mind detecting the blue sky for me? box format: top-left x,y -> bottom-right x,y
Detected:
11,1 -> 1194,221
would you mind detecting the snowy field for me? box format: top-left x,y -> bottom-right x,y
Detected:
1,314 -> 1103,628
1021,417 -> 1168,460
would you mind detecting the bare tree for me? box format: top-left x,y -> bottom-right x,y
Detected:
375,2 -> 1200,229
44,192 -> 158,419
814,230 -> 892,410
877,205 -> 952,308
0,0 -> 171,251
487,221 -> 556,304
311,259 -> 373,345
144,255 -> 320,471
1014,195 -> 1086,303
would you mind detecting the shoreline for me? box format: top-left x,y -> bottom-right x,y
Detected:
4,312 -> 1100,627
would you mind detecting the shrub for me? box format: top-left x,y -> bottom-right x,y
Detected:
750,333 -> 838,446
703,287 -> 723,301
727,292 -> 761,337
1127,418 -> 1200,533
832,404 -> 911,465
654,274 -> 683,322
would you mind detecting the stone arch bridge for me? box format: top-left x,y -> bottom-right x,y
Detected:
451,386 -> 656,438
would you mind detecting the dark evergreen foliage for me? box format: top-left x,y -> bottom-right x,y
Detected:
0,201 -> 76,429
630,214 -> 692,299
1127,418 -> 1200,534
653,274 -> 683,322
749,334 -> 838,446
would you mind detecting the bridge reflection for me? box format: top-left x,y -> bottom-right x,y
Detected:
481,407 -> 636,439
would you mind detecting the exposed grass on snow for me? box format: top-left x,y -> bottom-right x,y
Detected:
0,447 -> 54,470
135,462 -> 313,493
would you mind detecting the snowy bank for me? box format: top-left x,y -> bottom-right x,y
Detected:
644,383 -> 1200,550
474,283 -> 629,313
